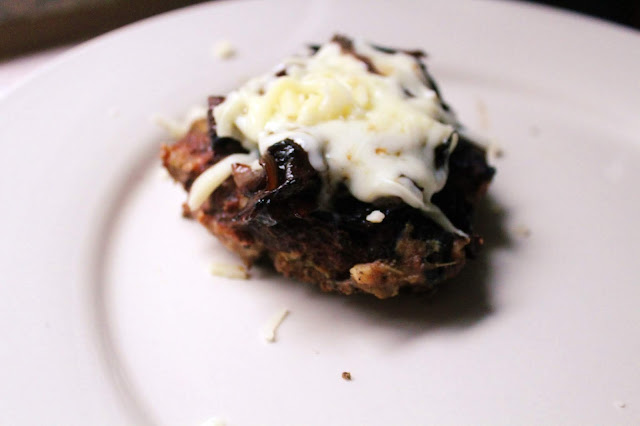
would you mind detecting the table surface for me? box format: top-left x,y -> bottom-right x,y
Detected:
0,0 -> 637,98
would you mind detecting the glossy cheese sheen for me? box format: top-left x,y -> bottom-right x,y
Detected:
213,39 -> 461,233
187,152 -> 257,210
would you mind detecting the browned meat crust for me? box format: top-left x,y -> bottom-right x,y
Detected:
161,37 -> 494,298
161,117 -> 494,298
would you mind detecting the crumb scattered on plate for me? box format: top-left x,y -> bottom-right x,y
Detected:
613,401 -> 626,409
157,166 -> 171,181
341,372 -> 352,381
476,99 -> 490,132
152,106 -> 208,139
487,138 -> 504,160
213,40 -> 235,59
208,262 -> 249,279
366,210 -> 385,223
513,224 -> 531,238
263,308 -> 289,343
198,417 -> 226,426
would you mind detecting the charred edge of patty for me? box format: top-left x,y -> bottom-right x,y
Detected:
160,36 -> 494,298
161,116 -> 494,298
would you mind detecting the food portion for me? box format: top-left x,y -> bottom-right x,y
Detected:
161,35 -> 495,298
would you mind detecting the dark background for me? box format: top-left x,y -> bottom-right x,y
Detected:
532,0 -> 640,29
0,0 -> 638,59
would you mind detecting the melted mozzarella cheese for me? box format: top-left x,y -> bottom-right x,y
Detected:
212,39 -> 461,233
187,152 -> 257,211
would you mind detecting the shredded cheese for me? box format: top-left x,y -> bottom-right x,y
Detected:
187,152 -> 257,211
263,308 -> 290,343
213,40 -> 235,59
198,417 -> 226,426
213,38 -> 463,234
208,262 -> 249,279
153,106 -> 208,139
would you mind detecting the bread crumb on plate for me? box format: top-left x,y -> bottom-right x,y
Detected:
342,371 -> 352,381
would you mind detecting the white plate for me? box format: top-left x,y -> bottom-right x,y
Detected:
1,0 -> 639,424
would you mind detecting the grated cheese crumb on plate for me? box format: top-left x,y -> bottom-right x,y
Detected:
213,40 -> 235,59
198,417 -> 226,426
613,401 -> 626,409
476,99 -> 490,132
188,152 -> 257,211
366,210 -> 385,223
152,105 -> 208,139
487,138 -> 504,160
157,166 -> 171,181
263,308 -> 289,343
208,262 -> 249,280
514,224 -> 531,238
